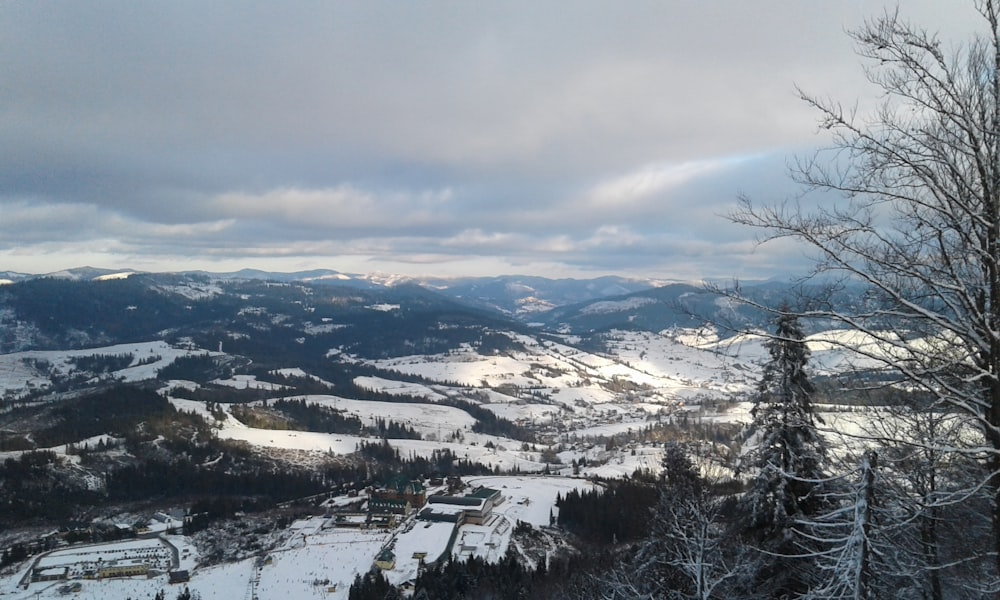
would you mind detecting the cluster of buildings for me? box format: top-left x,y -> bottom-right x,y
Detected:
27,538 -> 186,587
364,478 -> 504,528
366,479 -> 428,527
365,480 -> 505,574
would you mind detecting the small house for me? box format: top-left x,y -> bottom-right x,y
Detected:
168,570 -> 190,584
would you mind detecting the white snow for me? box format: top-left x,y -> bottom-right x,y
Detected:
215,424 -> 548,472
161,280 -> 225,300
480,402 -> 562,424
93,271 -> 136,281
354,376 -> 447,401
466,476 -> 597,527
386,521 -> 454,585
272,395 -> 477,439
0,341 -> 217,400
579,296 -> 656,314
0,433 -> 121,467
368,303 -> 400,312
211,374 -> 289,391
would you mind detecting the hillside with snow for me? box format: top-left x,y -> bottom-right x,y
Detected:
0,270 -> 915,599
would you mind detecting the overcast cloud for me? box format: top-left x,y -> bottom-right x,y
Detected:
0,1 -> 982,280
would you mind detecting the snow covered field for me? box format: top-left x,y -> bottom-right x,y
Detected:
466,476 -> 597,527
216,423 -> 551,473
0,340 -> 218,401
210,374 -> 289,391
270,394 -> 478,439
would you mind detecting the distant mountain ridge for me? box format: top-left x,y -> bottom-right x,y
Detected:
0,267 -> 860,351
0,266 -> 668,317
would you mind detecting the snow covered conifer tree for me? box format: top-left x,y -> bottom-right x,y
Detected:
739,309 -> 829,596
742,310 -> 827,532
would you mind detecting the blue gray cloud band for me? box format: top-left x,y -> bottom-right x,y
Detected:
0,1 -> 975,278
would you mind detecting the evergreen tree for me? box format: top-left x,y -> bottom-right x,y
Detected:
739,310 -> 829,596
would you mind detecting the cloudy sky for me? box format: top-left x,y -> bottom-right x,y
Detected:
0,1 -> 980,280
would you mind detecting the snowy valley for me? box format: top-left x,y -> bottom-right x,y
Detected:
0,271 -> 924,599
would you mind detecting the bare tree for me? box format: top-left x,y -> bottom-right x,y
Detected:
596,445 -> 747,600
798,451 -> 882,600
731,1 -> 1000,589
641,445 -> 749,600
851,393 -> 995,600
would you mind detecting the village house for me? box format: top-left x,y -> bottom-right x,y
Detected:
375,549 -> 396,570
168,570 -> 190,584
